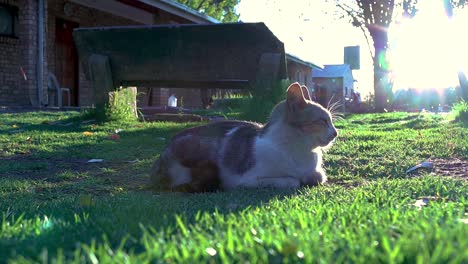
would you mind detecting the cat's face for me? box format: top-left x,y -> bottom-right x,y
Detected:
285,83 -> 338,148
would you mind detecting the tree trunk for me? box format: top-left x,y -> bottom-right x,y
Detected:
458,71 -> 468,101
370,26 -> 391,112
373,55 -> 386,112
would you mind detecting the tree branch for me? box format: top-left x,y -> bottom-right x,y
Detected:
334,1 -> 374,59
196,0 -> 208,11
358,23 -> 375,59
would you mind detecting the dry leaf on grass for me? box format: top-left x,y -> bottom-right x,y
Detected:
108,133 -> 120,140
87,159 -> 104,163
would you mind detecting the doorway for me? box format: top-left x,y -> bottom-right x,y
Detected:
55,18 -> 79,106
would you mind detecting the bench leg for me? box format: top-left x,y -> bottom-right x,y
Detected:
88,54 -> 114,108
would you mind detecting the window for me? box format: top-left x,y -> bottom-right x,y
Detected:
0,4 -> 18,37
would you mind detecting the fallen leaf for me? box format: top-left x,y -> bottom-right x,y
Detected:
413,198 -> 429,209
406,161 -> 434,174
418,196 -> 441,201
83,131 -> 94,136
108,133 -> 120,140
42,120 -> 58,125
205,248 -> 217,256
9,129 -> 25,134
58,122 -> 73,127
87,159 -> 104,163
81,119 -> 96,124
78,194 -> 94,207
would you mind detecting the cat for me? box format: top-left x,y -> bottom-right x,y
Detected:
150,82 -> 338,192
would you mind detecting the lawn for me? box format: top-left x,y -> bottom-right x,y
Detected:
0,111 -> 467,263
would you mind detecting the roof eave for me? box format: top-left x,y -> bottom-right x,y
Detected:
137,0 -> 220,24
286,53 -> 323,70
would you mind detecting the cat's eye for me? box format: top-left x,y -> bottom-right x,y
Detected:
319,118 -> 328,125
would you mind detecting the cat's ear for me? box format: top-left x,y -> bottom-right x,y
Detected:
286,82 -> 307,110
301,85 -> 312,101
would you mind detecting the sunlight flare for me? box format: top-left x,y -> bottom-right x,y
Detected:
389,1 -> 467,91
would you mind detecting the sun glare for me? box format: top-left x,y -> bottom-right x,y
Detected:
389,1 -> 467,91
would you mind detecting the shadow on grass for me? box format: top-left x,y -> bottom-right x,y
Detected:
363,114 -> 419,124
1,184 -> 299,261
403,118 -> 442,129
1,113 -> 305,260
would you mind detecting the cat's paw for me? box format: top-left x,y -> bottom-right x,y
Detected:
302,171 -> 327,186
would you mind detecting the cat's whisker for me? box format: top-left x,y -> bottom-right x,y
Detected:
328,104 -> 344,122
327,98 -> 342,115
332,115 -> 344,122
328,105 -> 343,120
326,94 -> 336,110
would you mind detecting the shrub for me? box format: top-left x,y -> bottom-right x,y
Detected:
240,79 -> 290,123
450,99 -> 468,123
81,87 -> 138,122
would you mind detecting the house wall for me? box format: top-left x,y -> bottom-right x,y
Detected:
343,68 -> 354,99
287,60 -> 313,89
0,0 -> 43,107
170,88 -> 204,108
312,77 -> 344,110
47,0 -> 144,107
1,0 -> 202,108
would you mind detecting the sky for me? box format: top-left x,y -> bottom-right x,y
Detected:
236,0 -> 468,96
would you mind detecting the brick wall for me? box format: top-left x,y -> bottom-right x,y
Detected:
0,0 -> 43,107
137,87 -> 170,107
1,0 -> 206,107
170,88 -> 203,108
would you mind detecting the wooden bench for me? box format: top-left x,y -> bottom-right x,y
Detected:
72,23 -> 287,110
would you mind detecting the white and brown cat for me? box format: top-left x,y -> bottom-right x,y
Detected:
150,82 -> 338,192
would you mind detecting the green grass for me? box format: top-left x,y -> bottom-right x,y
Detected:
0,111 -> 467,263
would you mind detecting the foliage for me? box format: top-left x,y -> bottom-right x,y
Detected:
458,71 -> 468,101
83,88 -> 138,122
391,87 -> 462,111
212,96 -> 250,110
450,99 -> 468,123
240,80 -> 290,123
173,0 -> 240,22
0,111 -> 467,262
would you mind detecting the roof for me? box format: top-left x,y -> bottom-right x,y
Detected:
286,53 -> 323,70
312,64 -> 351,78
72,0 -> 219,24
137,0 -> 220,24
